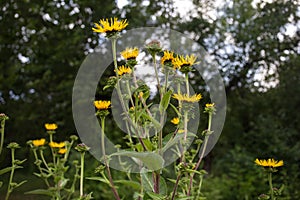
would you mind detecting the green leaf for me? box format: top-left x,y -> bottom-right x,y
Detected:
114,180 -> 141,190
159,90 -> 173,113
110,151 -> 164,171
141,171 -> 168,196
25,189 -> 54,196
141,171 -> 154,192
146,191 -> 166,200
143,139 -> 153,151
86,177 -> 110,185
141,113 -> 162,129
162,132 -> 196,153
0,167 -> 13,175
0,181 -> 3,188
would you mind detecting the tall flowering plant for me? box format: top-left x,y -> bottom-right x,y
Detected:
89,17 -> 217,200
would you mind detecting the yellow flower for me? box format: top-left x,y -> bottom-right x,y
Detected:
32,138 -> 46,147
121,47 -> 139,60
45,123 -> 58,131
205,103 -> 215,108
94,100 -> 111,110
92,17 -> 128,34
115,65 -> 132,76
49,141 -> 65,148
173,54 -> 197,69
58,148 -> 67,154
204,103 -> 216,114
255,158 -> 284,168
172,93 -> 202,103
171,117 -> 180,125
177,129 -> 185,134
161,51 -> 175,66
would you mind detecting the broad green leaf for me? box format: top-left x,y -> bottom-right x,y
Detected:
141,113 -> 161,129
146,191 -> 166,200
114,180 -> 141,190
111,151 -> 164,171
25,189 -> 54,196
162,132 -> 196,153
159,90 -> 173,113
143,139 -> 153,151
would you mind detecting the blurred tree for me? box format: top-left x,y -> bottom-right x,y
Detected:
0,0 -> 118,142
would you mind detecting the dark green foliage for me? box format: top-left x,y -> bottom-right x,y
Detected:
0,0 -> 299,199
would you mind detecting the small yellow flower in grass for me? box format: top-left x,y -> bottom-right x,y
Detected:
161,50 -> 175,66
115,65 -> 132,76
171,117 -> 180,125
45,123 -> 58,131
92,17 -> 128,36
49,141 -> 65,148
121,47 -> 139,60
32,138 -> 46,147
172,93 -> 202,103
94,100 -> 111,110
58,148 -> 67,154
255,158 -> 284,168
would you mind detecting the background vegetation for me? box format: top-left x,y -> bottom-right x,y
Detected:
0,0 -> 299,199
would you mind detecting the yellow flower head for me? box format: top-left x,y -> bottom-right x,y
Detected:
255,158 -> 284,168
205,103 -> 215,108
32,138 -> 46,147
161,51 -> 175,66
116,65 -> 132,76
45,123 -> 58,131
49,141 -> 65,148
121,47 -> 139,60
58,148 -> 67,154
173,54 -> 197,70
94,100 -> 111,110
172,93 -> 202,103
171,117 -> 180,125
204,103 -> 216,114
92,17 -> 128,35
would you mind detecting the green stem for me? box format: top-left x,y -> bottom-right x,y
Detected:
196,175 -> 204,199
171,173 -> 182,200
183,111 -> 188,141
164,70 -> 169,95
67,163 -> 80,200
269,172 -> 274,200
49,133 -> 56,165
185,73 -> 189,96
101,117 -> 106,160
111,39 -> 147,151
80,152 -> 85,197
152,54 -> 161,98
0,120 -> 5,156
40,150 -> 50,171
5,149 -> 15,200
187,112 -> 212,196
100,115 -> 120,200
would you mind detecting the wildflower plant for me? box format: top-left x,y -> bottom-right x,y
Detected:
26,124 -> 92,199
0,114 -> 26,200
87,17 -> 220,200
255,158 -> 285,200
